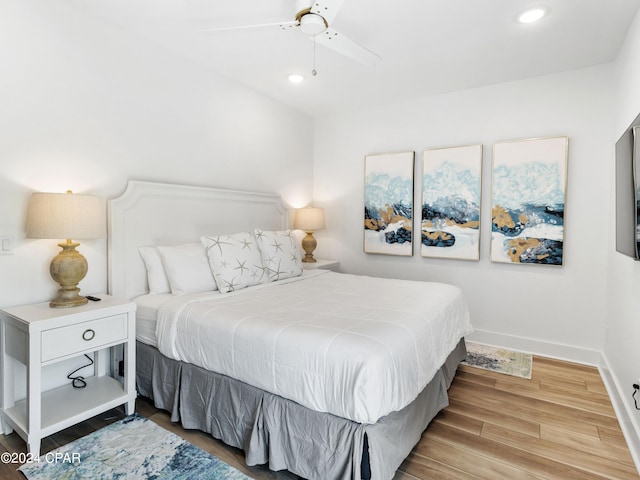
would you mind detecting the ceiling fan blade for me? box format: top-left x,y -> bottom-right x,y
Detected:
315,27 -> 381,66
311,0 -> 345,25
200,20 -> 297,33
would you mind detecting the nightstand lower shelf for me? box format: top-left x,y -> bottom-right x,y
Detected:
3,376 -> 134,440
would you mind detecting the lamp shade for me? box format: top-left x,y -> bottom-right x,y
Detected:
26,191 -> 106,240
294,207 -> 325,231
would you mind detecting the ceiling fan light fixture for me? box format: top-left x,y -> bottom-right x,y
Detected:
288,74 -> 305,83
300,13 -> 327,36
518,8 -> 546,24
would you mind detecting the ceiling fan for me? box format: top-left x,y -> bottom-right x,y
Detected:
201,0 -> 381,67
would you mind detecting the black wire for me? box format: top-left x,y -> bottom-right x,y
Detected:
634,386 -> 640,410
67,354 -> 94,389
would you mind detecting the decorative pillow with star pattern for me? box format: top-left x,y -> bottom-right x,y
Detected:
201,232 -> 268,293
254,229 -> 303,282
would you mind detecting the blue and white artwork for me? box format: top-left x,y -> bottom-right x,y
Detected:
422,144 -> 482,260
490,136 -> 568,265
364,151 -> 414,255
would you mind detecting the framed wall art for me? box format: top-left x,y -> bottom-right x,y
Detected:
364,151 -> 415,256
421,144 -> 482,260
490,136 -> 568,265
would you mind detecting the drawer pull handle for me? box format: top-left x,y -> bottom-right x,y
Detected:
82,329 -> 95,341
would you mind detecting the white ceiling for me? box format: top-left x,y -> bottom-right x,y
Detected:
61,0 -> 640,117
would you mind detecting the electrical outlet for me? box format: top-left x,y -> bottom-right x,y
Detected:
110,344 -> 125,384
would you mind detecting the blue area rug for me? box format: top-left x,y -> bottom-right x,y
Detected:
19,413 -> 252,479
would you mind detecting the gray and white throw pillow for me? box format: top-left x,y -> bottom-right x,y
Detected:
254,229 -> 303,282
201,232 -> 268,293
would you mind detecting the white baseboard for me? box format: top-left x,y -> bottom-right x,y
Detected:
467,329 -> 640,474
467,329 -> 602,365
599,353 -> 640,474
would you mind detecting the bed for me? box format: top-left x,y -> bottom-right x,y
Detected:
107,180 -> 472,480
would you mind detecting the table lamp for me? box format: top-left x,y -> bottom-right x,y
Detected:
293,207 -> 325,263
26,190 -> 106,308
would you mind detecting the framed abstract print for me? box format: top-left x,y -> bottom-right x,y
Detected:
364,151 -> 415,256
421,144 -> 482,260
490,136 -> 568,265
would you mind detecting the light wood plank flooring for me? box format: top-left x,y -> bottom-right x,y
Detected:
400,357 -> 639,480
0,356 -> 637,479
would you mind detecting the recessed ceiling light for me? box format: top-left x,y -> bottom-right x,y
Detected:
518,8 -> 546,24
288,74 -> 305,84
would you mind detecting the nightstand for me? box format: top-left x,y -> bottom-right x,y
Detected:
0,295 -> 136,455
302,259 -> 340,272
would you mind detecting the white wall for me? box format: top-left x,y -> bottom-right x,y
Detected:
0,0 -> 314,308
0,0 -> 313,395
314,20 -> 640,463
606,7 -> 640,463
314,65 -> 613,360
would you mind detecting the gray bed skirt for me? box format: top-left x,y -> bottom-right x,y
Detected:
136,339 -> 467,480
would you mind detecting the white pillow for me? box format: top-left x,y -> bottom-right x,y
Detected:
157,243 -> 217,295
201,232 -> 267,293
255,229 -> 303,281
138,246 -> 171,294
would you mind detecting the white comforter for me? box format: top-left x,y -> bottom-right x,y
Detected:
155,270 -> 472,424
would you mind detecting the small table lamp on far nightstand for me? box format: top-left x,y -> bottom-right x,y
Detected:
294,207 -> 325,263
26,190 -> 106,308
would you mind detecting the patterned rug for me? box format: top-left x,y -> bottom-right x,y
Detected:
462,342 -> 533,379
19,414 -> 252,480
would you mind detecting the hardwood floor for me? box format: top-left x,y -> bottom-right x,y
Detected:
400,357 -> 639,480
0,356 -> 637,479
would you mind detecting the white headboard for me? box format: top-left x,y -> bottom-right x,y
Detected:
108,180 -> 288,300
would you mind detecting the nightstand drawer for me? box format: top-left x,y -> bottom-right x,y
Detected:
41,314 -> 127,363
